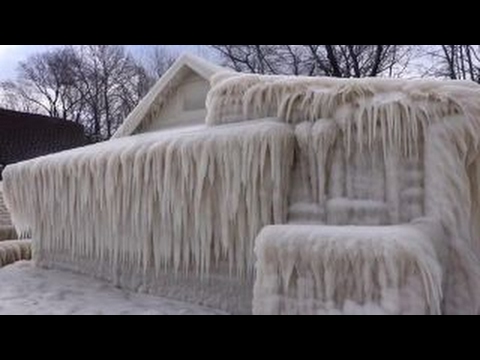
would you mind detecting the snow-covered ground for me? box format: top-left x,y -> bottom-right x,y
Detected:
0,262 -> 227,315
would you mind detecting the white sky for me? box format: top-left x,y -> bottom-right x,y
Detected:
0,45 -> 209,80
0,45 -> 65,79
0,45 -> 433,81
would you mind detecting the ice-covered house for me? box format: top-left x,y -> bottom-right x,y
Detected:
4,54 -> 480,315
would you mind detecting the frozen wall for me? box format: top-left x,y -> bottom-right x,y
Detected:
290,120 -> 425,226
3,120 -> 294,314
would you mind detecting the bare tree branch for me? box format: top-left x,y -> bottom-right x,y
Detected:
0,45 -> 176,141
211,45 -> 411,78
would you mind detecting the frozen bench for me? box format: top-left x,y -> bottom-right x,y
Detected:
253,224 -> 443,315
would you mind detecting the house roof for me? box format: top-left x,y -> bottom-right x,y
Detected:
113,54 -> 229,138
0,108 -> 84,131
0,108 -> 87,171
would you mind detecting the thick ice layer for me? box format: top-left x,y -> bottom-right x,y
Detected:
208,73 -> 479,120
3,120 -> 295,282
254,224 -> 443,315
207,73 -> 480,162
291,120 -> 426,225
424,119 -> 480,314
286,111 -> 480,313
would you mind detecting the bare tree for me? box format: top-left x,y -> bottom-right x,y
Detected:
70,45 -> 150,139
0,48 -> 84,119
210,45 -> 411,77
210,45 -> 305,74
145,46 -> 178,79
425,45 -> 480,82
0,45 -> 165,141
307,45 -> 411,77
0,81 -> 43,114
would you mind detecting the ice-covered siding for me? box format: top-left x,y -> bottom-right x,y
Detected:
135,71 -> 210,133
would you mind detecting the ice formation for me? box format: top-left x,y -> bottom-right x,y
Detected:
0,240 -> 31,268
206,72 -> 480,314
4,58 -> 480,314
253,224 -> 444,315
0,184 -> 16,241
206,72 -> 480,130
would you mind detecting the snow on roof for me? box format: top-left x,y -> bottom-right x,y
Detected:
113,53 -> 229,138
206,71 -> 480,126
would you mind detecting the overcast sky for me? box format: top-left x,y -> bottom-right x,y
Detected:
0,45 -> 209,80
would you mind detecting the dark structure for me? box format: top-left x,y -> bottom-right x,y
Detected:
0,109 -> 88,179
